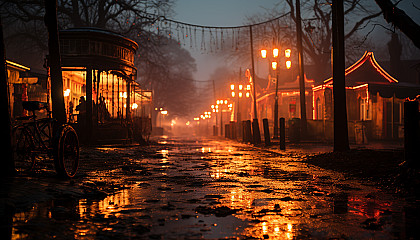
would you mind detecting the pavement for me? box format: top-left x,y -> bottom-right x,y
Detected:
1,135 -> 417,239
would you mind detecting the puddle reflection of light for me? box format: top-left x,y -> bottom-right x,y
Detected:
201,147 -> 212,153
210,168 -> 228,179
79,188 -> 130,218
348,196 -> 391,219
159,150 -> 169,158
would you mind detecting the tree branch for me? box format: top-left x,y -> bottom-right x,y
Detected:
374,0 -> 420,49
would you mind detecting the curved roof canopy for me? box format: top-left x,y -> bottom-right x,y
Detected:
59,27 -> 138,80
317,51 -> 420,99
323,51 -> 398,87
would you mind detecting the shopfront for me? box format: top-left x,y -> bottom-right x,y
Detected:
59,27 -> 150,143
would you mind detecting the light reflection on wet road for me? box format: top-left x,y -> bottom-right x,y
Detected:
11,136 -> 417,239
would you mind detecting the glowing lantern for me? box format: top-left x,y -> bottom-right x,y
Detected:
286,60 -> 292,69
271,61 -> 278,70
261,49 -> 267,59
285,49 -> 291,58
273,48 -> 279,58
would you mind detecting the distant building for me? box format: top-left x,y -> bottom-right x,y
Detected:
312,51 -> 420,141
5,60 -> 40,119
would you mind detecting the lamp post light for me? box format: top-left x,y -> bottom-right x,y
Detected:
230,83 -> 251,125
261,47 -> 292,139
216,99 -> 230,136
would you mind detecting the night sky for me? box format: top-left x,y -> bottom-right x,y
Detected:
173,0 -> 420,82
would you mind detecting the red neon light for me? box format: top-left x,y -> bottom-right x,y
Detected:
318,51 -> 397,90
370,53 -> 398,83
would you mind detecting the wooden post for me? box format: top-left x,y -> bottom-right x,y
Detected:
44,0 -> 66,125
295,0 -> 307,138
404,101 -> 419,168
263,118 -> 271,146
0,17 -> 14,177
86,67 -> 93,143
280,118 -> 286,150
245,120 -> 252,143
249,25 -> 261,144
126,81 -> 131,122
332,0 -> 350,151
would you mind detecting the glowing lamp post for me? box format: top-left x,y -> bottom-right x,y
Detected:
260,47 -> 292,139
230,83 -> 251,126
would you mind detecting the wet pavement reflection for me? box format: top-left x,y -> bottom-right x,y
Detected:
10,136 -> 418,239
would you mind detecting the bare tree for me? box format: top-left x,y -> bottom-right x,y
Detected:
0,0 -> 174,68
231,0 -> 381,83
374,0 -> 420,49
139,38 -> 198,118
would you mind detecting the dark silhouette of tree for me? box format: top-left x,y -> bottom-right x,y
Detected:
1,0 -> 173,69
140,38 -> 198,118
374,0 -> 420,49
236,0 -> 381,83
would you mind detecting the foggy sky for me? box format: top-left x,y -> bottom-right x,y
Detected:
174,0 -> 420,82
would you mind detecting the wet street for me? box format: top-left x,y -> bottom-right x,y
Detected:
6,136 -> 418,239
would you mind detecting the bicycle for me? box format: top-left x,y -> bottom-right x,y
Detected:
12,101 -> 79,178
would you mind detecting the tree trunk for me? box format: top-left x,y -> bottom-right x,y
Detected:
44,0 -> 66,125
0,17 -> 15,177
332,0 -> 350,152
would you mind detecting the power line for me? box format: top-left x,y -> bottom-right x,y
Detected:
156,12 -> 291,30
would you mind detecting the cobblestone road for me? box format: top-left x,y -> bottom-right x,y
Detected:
3,136 -> 417,239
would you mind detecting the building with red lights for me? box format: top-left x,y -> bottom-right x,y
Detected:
312,51 -> 420,141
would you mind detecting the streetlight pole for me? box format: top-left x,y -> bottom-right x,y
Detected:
296,0 -> 308,139
249,25 -> 262,144
274,70 -> 279,139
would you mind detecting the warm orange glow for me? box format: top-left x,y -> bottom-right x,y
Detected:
271,61 -> 278,70
273,48 -> 279,58
239,92 -> 243,98
131,103 -> 138,109
161,110 -> 168,115
6,60 -> 30,71
230,84 -> 235,90
211,104 -> 214,109
231,91 -> 235,97
224,100 -> 228,104
285,49 -> 291,58
246,85 -> 251,90
286,60 -> 292,69
246,92 -> 250,98
323,51 -> 398,85
64,89 -> 71,97
239,84 -> 243,90
261,49 -> 267,59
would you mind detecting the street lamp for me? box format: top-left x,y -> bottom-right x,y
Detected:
216,99 -> 231,136
230,83 -> 251,125
260,47 -> 292,139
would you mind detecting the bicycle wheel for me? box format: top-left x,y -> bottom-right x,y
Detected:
12,126 -> 35,173
53,125 -> 79,178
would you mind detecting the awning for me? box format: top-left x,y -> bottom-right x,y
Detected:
7,69 -> 38,84
369,83 -> 420,99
